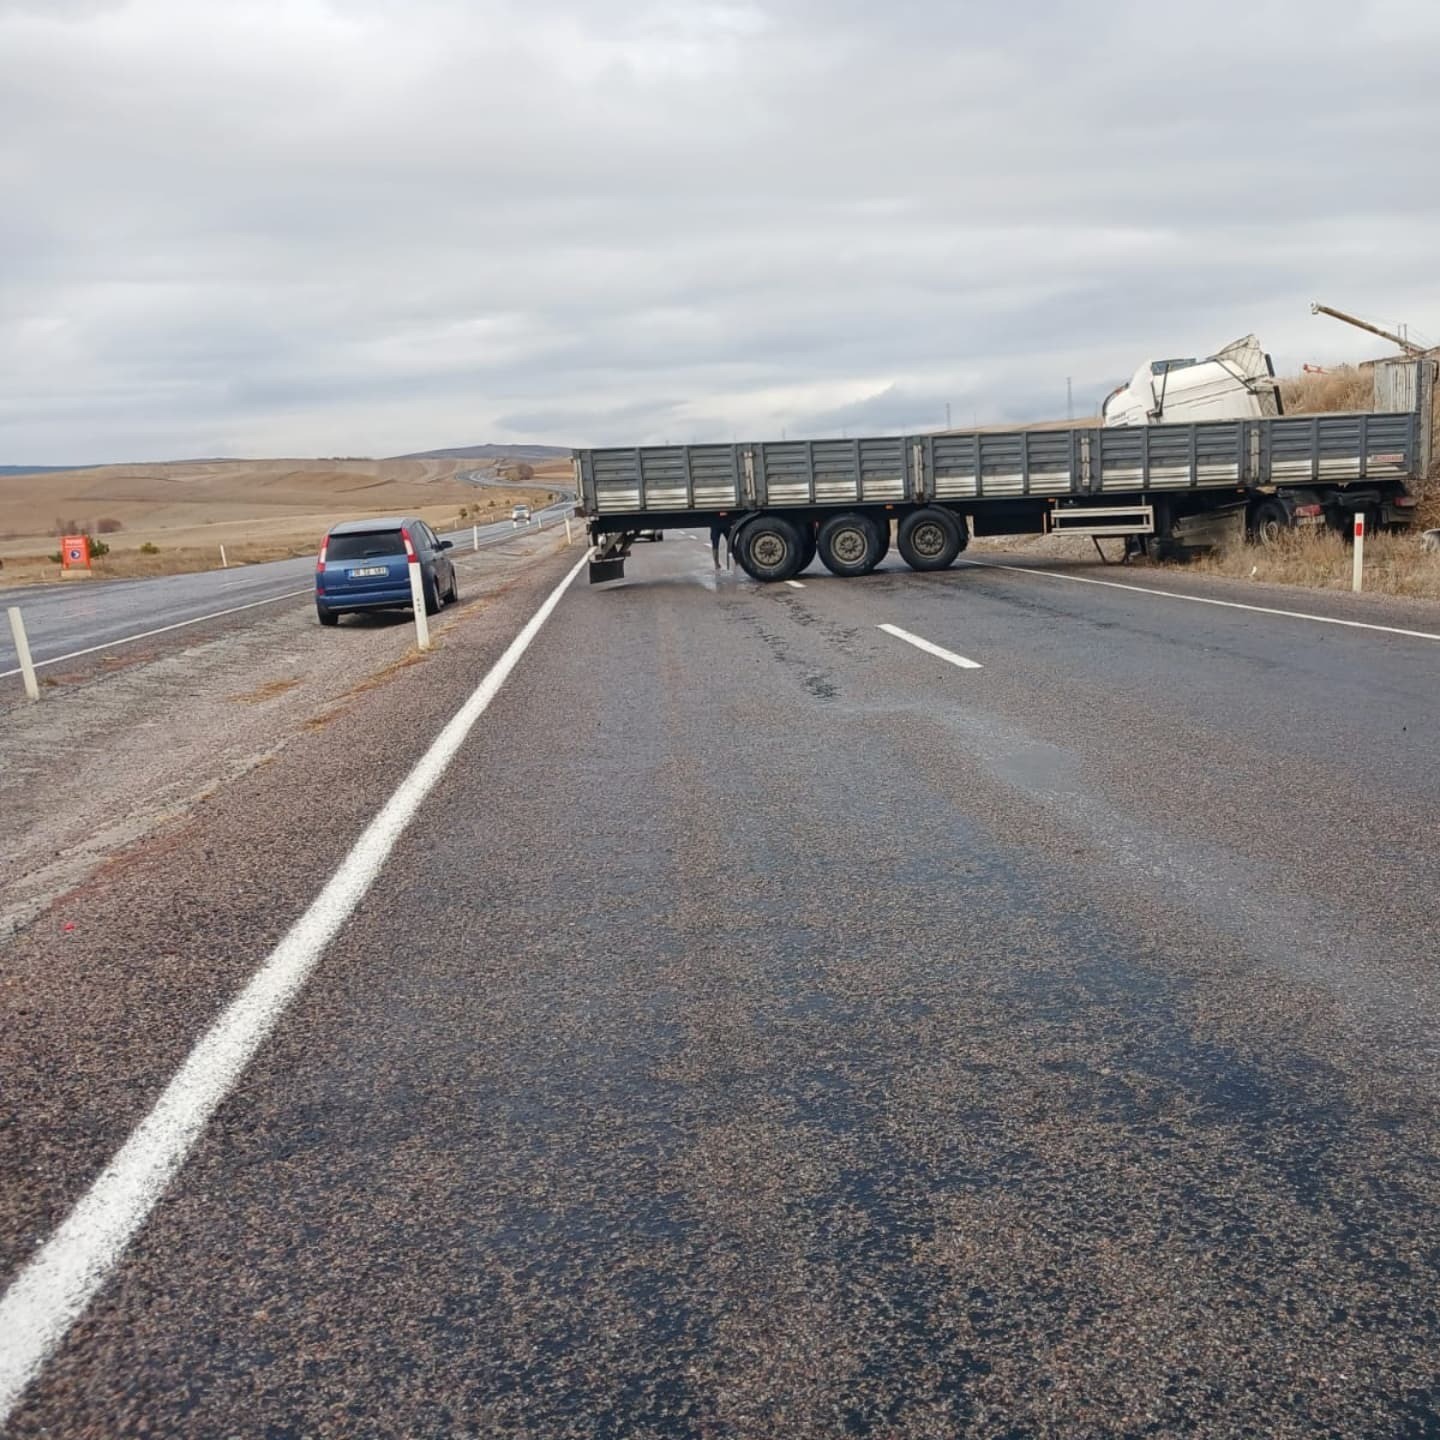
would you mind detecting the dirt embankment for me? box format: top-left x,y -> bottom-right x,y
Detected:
0,456 -> 567,583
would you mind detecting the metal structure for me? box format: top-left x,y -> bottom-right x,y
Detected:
1311,302 -> 1435,358
574,363 -> 1432,584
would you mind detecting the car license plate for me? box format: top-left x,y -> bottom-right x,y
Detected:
351,565 -> 388,577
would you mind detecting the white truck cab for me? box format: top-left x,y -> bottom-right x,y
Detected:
1103,334 -> 1283,426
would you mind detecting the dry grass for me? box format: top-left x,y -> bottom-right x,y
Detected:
0,488 -> 554,584
1280,365 -> 1374,415
0,452 -> 565,574
0,457 -> 472,544
229,678 -> 301,705
1194,527 -> 1440,600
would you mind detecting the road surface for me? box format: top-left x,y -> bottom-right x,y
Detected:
0,504 -> 572,676
3,538 -> 1440,1436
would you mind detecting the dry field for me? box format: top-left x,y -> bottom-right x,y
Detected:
0,457 -> 566,583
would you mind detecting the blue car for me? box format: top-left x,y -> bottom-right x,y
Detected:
315,516 -> 458,627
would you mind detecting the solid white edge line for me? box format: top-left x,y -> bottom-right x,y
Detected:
963,560 -> 1440,643
0,588 -> 313,679
0,550 -> 590,1426
878,622 -> 982,669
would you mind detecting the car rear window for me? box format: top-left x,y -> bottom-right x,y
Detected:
326,530 -> 403,562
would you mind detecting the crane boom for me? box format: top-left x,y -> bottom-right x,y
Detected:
1310,302 -> 1428,357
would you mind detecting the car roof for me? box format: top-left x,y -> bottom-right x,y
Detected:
326,516 -> 417,535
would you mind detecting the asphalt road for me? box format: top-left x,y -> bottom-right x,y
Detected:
4,537 -> 1440,1436
0,504 -> 573,675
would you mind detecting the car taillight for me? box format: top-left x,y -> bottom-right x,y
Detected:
1396,495 -> 1417,507
316,539 -> 328,573
1294,503 -> 1323,518
400,526 -> 416,559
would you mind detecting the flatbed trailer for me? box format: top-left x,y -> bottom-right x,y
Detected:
573,366 -> 1433,583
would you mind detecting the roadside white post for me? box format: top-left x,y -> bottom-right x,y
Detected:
404,540 -> 431,651
565,517 -> 573,546
1353,514 -> 1365,593
219,545 -> 228,569
7,607 -> 40,702
472,524 -> 479,552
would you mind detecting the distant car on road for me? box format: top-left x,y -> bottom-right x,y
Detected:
314,517 -> 457,627
511,505 -> 532,526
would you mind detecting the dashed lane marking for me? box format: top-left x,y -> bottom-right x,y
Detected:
878,622 -> 982,669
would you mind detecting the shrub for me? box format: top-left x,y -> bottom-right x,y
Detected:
1280,365 -> 1372,414
95,517 -> 124,533
139,541 -> 159,555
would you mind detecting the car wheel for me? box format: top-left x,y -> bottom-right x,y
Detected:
447,570 -> 459,603
317,605 -> 339,627
423,572 -> 441,615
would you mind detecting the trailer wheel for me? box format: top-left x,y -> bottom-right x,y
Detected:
817,512 -> 884,577
873,516 -> 892,566
898,507 -> 963,571
1249,500 -> 1288,546
733,514 -> 804,582
795,520 -> 818,574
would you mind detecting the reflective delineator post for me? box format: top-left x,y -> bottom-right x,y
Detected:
406,552 -> 431,651
1352,514 -> 1365,593
472,524 -> 479,552
565,517 -> 573,546
220,545 -> 228,568
7,607 -> 39,701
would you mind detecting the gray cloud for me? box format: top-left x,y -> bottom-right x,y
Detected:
1,0 -> 1438,462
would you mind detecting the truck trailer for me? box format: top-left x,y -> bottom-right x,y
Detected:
573,363 -> 1432,584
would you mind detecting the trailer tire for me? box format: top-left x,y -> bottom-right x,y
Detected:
817,512 -> 884,577
733,514 -> 805,582
795,519 -> 818,574
898,507 -> 964,571
1249,500 -> 1288,547
872,516 -> 892,566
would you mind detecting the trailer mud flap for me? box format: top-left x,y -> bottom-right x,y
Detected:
589,556 -> 626,584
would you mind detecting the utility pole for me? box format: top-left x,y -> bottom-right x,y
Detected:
1066,377 -> 1073,421
945,402 -> 952,430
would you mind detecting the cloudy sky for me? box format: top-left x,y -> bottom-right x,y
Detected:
1,0 -> 1437,463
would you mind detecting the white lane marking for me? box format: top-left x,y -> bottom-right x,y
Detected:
878,623 -> 982,669
785,580 -> 805,589
0,552 -> 589,1426
964,560 -> 1440,644
0,588 -> 313,679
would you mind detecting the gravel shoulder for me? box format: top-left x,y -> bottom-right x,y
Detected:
0,530 -> 569,934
